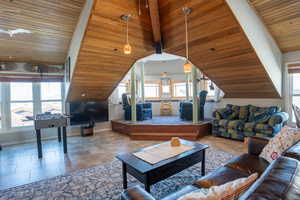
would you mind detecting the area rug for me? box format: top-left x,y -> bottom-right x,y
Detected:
0,146 -> 234,200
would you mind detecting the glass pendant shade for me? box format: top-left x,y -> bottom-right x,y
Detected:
123,43 -> 132,55
183,61 -> 192,73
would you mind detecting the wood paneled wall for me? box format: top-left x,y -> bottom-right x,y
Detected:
0,0 -> 85,65
159,0 -> 279,98
249,0 -> 300,53
67,0 -> 154,101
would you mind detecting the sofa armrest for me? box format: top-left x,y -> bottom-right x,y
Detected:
121,186 -> 156,200
268,112 -> 289,126
248,136 -> 270,156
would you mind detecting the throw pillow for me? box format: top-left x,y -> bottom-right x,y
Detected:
217,108 -> 234,119
179,173 -> 258,200
260,126 -> 300,163
253,110 -> 271,123
238,106 -> 249,121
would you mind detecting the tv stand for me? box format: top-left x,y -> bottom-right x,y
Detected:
80,124 -> 94,137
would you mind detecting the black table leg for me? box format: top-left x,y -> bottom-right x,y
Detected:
145,174 -> 151,193
57,127 -> 61,142
201,150 -> 205,176
62,127 -> 67,154
36,129 -> 43,158
122,162 -> 128,190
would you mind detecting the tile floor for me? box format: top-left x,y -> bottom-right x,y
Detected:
0,130 -> 246,190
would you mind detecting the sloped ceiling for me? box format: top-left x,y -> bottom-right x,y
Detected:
249,0 -> 300,53
64,0 -> 280,100
159,0 -> 280,98
67,0 -> 154,101
0,0 -> 85,65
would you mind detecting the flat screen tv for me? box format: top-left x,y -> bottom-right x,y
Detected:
69,101 -> 108,126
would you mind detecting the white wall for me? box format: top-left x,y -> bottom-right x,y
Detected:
226,0 -> 283,96
218,98 -> 283,108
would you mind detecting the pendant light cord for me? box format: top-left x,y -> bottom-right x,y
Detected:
185,13 -> 189,60
126,19 -> 129,44
139,0 -> 141,15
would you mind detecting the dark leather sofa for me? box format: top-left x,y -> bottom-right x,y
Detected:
121,137 -> 300,200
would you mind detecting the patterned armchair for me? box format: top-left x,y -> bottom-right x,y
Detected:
212,104 -> 289,140
179,90 -> 208,121
122,94 -> 152,121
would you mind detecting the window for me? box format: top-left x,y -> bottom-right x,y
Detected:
145,82 -> 160,99
292,73 -> 300,122
172,82 -> 193,98
173,82 -> 185,97
10,82 -> 34,127
118,82 -> 127,99
41,82 -> 62,114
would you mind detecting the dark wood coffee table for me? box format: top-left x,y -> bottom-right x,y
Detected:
116,139 -> 208,193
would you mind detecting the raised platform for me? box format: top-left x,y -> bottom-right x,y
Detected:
111,116 -> 212,141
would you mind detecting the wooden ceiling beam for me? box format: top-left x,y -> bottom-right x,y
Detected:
148,0 -> 163,53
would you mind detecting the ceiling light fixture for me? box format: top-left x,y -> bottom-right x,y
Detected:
0,28 -> 31,37
121,14 -> 132,55
182,7 -> 192,73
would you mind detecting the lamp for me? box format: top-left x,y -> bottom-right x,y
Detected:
182,7 -> 192,73
183,61 -> 192,73
121,14 -> 132,55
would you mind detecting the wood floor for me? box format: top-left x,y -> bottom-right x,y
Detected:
0,130 -> 247,190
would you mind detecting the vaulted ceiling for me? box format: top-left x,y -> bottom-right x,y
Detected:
159,0 -> 279,98
249,0 -> 300,52
2,0 -> 292,101
68,0 -> 154,101
0,0 -> 85,64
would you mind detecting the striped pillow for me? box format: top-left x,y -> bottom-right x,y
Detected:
179,173 -> 258,200
219,173 -> 258,200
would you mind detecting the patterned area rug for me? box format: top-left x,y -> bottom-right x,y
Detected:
0,146 -> 234,200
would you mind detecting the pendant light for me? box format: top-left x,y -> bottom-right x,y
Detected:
182,7 -> 192,73
121,14 -> 132,55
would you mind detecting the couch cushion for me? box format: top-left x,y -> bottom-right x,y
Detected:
219,119 -> 230,128
253,110 -> 271,123
248,105 -> 280,122
244,122 -> 256,132
217,108 -> 234,119
239,156 -> 300,200
193,166 -> 250,188
254,124 -> 274,135
162,185 -> 199,200
238,106 -> 249,121
228,120 -> 244,130
225,154 -> 269,175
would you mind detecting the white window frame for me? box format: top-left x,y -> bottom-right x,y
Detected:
0,81 -> 65,133
291,73 -> 300,123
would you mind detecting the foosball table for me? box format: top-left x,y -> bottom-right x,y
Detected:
34,113 -> 68,158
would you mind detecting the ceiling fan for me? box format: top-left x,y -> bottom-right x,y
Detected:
0,28 -> 32,37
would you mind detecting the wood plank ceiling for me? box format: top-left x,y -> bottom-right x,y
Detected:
159,0 -> 279,98
0,0 -> 85,65
68,0 -> 154,101
249,0 -> 300,52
